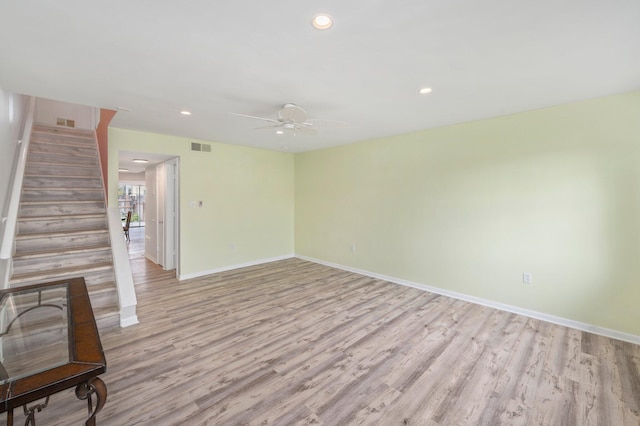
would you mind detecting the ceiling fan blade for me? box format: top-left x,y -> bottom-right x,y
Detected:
230,112 -> 279,124
293,126 -> 317,135
305,118 -> 349,129
253,124 -> 282,131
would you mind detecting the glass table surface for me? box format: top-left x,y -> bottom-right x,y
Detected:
0,284 -> 70,384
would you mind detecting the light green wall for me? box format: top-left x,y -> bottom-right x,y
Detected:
108,128 -> 294,276
295,91 -> 640,335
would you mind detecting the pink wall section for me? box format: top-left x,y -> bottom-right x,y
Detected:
96,109 -> 116,195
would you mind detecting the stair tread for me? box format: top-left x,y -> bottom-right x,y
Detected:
27,153 -> 97,160
90,281 -> 117,291
24,174 -> 101,179
21,200 -> 105,205
10,262 -> 114,281
13,244 -> 112,260
93,306 -> 119,317
32,124 -> 94,134
93,307 -> 120,330
28,151 -> 97,158
27,161 -> 97,168
18,213 -> 106,221
22,187 -> 103,191
16,228 -> 109,239
31,133 -> 95,141
32,130 -> 94,144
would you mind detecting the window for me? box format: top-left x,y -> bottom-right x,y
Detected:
118,184 -> 146,227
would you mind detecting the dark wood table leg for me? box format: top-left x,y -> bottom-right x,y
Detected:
7,409 -> 13,426
23,396 -> 50,426
75,377 -> 107,426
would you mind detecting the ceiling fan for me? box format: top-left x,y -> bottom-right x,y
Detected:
231,103 -> 345,135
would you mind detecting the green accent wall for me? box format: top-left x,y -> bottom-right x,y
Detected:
108,128 -> 294,277
295,91 -> 640,335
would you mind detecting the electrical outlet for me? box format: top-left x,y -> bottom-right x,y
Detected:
523,272 -> 533,285
351,243 -> 356,253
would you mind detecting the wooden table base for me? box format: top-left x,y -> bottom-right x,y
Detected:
5,378 -> 106,426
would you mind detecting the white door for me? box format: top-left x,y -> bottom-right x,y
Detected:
156,163 -> 166,267
163,158 -> 178,270
144,168 -> 158,263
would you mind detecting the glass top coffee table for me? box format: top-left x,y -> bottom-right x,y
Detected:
0,277 -> 107,425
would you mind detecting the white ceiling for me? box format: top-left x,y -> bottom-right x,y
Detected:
1,1 -> 639,153
119,151 -> 176,174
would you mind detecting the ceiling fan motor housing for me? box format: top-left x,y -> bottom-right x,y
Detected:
279,103 -> 307,123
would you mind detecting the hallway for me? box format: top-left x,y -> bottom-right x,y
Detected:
125,226 -> 176,287
125,226 -> 145,259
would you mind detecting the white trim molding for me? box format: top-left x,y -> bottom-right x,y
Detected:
107,207 -> 139,327
296,254 -> 640,345
178,254 -> 295,281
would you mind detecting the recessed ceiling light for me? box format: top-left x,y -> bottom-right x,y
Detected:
276,130 -> 284,135
118,168 -> 129,172
180,110 -> 192,115
419,87 -> 433,94
312,14 -> 333,30
133,159 -> 148,163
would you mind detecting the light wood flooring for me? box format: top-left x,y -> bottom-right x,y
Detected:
12,229 -> 640,425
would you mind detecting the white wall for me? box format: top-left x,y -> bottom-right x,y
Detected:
35,97 -> 96,129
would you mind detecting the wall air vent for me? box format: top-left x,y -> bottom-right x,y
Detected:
190,142 -> 211,152
56,118 -> 75,128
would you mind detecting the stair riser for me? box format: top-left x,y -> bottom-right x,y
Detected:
21,189 -> 104,202
26,162 -> 101,178
18,216 -> 107,234
10,267 -> 115,288
32,125 -> 94,138
30,141 -> 97,157
96,312 -> 120,330
12,250 -> 113,275
27,152 -> 98,167
15,232 -> 110,254
31,133 -> 96,147
20,202 -> 106,217
23,176 -> 103,189
89,288 -> 119,310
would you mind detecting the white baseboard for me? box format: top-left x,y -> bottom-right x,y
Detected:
296,254 -> 640,345
178,254 -> 295,281
119,303 -> 139,328
120,314 -> 139,328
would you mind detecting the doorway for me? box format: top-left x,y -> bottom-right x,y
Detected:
119,151 -> 180,277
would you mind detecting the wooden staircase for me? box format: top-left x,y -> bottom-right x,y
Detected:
9,124 -> 120,330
